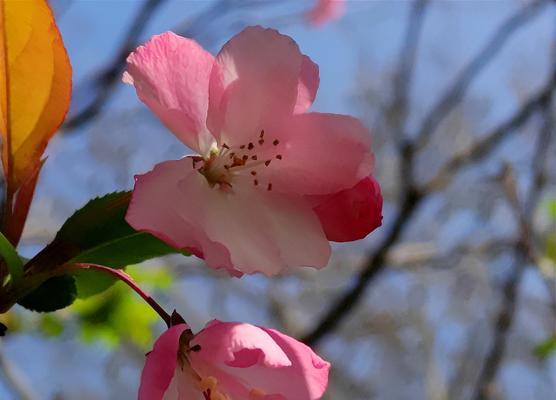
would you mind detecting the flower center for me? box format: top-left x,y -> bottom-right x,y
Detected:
192,130 -> 283,191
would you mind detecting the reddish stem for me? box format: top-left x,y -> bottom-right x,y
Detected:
73,263 -> 172,327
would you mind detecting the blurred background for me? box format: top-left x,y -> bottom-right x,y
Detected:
1,0 -> 555,399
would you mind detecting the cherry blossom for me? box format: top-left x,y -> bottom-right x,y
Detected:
124,26 -> 382,276
139,321 -> 330,400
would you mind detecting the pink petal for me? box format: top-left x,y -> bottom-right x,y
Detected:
189,321 -> 330,400
305,0 -> 346,27
124,32 -> 217,154
127,158 -> 330,276
138,324 -> 189,400
207,26 -> 305,146
263,112 -> 373,196
294,55 -> 319,114
191,321 -> 291,369
125,158 -> 239,276
312,176 -> 383,242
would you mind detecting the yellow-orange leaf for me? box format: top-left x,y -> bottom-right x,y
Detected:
0,0 -> 71,192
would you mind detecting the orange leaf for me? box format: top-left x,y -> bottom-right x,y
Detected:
0,0 -> 72,243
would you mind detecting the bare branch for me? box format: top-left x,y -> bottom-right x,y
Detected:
303,30 -> 556,348
389,0 -> 429,144
414,0 -> 550,150
63,0 -> 166,130
471,92 -> 554,400
423,65 -> 556,193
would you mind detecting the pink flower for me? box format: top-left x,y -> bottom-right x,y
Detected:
139,321 -> 330,400
305,0 -> 346,27
124,27 -> 382,276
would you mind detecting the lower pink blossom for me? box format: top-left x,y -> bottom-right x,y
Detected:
139,321 -> 330,400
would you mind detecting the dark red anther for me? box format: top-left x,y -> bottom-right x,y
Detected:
264,160 -> 271,167
273,139 -> 279,146
276,154 -> 282,160
248,142 -> 254,150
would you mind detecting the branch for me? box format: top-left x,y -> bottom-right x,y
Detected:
301,187 -> 423,345
423,64 -> 556,193
302,29 -> 556,348
471,91 -> 554,400
63,0 -> 166,130
389,0 -> 429,144
414,0 -> 550,150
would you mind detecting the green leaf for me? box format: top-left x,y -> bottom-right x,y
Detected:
0,231 -> 23,284
25,191 -> 187,299
534,336 -> 556,359
17,275 -> 77,312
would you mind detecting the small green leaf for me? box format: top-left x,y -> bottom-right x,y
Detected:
534,336 -> 556,359
17,275 -> 77,312
25,191 -> 187,299
0,231 -> 24,283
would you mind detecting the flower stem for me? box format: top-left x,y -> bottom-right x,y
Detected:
73,263 -> 172,327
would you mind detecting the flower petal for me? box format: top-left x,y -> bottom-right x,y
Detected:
139,324 -> 189,400
264,112 -> 373,196
189,321 -> 330,400
207,26 -> 304,146
125,158 -> 239,276
311,176 -> 383,242
126,158 -> 330,276
124,32 -> 216,154
294,55 -> 319,114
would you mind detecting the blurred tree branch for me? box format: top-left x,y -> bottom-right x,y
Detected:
63,0 -> 166,130
303,0 -> 556,346
471,89 -> 554,400
414,0 -> 550,150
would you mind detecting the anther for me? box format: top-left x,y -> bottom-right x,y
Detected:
273,139 -> 279,146
260,130 -> 265,138
254,179 -> 259,186
190,344 -> 202,352
251,155 -> 258,160
222,143 -> 230,150
264,160 -> 271,167
251,171 -> 257,176
229,152 -> 235,159
276,154 -> 282,160
267,183 -> 273,191
248,142 -> 254,150
242,155 -> 249,161
240,145 -> 246,150
258,139 -> 265,145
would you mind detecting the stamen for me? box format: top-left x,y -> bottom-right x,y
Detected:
240,145 -> 246,150
276,154 -> 282,160
254,179 -> 259,186
248,142 -> 254,150
251,155 -> 258,160
264,160 -> 271,167
190,344 -> 201,352
258,139 -> 264,145
267,183 -> 273,191
242,155 -> 249,161
273,139 -> 279,146
222,143 -> 230,150
260,130 -> 265,138
251,171 -> 257,176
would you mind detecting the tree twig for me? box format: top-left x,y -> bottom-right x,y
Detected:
471,89 -> 554,400
414,0 -> 550,150
302,46 -> 556,348
63,0 -> 166,130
